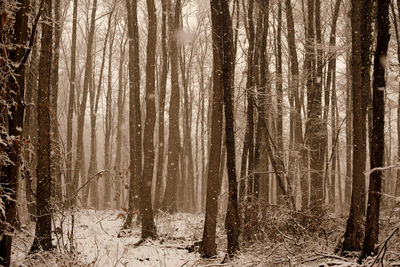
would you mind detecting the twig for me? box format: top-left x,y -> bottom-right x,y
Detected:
371,228 -> 399,266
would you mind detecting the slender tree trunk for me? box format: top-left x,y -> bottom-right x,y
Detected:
115,35 -> 127,210
285,0 -> 305,209
124,0 -> 142,229
360,0 -> 390,260
51,0 -> 62,203
72,0 -> 98,206
104,19 -> 116,209
393,0 -> 400,197
201,0 -> 225,255
66,0 -> 78,207
30,0 -> 53,252
140,0 -> 158,240
155,0 -> 170,210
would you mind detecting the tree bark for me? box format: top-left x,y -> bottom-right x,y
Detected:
161,0 -> 181,214
124,0 -> 142,229
66,0 -> 78,207
30,0 -> 53,252
340,0 -> 370,254
0,0 -> 30,264
140,0 -> 158,240
72,0 -> 97,206
360,0 -> 390,260
155,0 -> 170,210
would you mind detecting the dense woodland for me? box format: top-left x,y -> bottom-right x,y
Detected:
0,0 -> 400,266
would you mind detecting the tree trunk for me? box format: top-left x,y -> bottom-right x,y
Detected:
124,0 -> 142,229
340,0 -> 370,254
104,19 -> 116,209
115,33 -> 127,210
360,0 -> 390,260
140,0 -> 157,240
0,0 -> 30,264
30,0 -> 53,252
51,0 -> 62,203
155,0 -> 170,210
161,0 -> 181,214
394,0 -> 400,197
285,0 -> 305,209
72,0 -> 98,206
66,0 -> 78,207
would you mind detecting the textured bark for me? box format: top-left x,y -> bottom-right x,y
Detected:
124,0 -> 142,229
72,0 -> 97,206
30,0 -> 53,252
155,0 -> 170,210
360,0 -> 390,260
66,0 -> 78,207
0,0 -> 29,264
201,0 -> 224,256
140,0 -> 157,240
51,0 -> 62,203
115,33 -> 127,210
104,20 -> 116,209
394,0 -> 400,197
285,0 -> 305,209
341,0 -> 369,254
326,0 -> 341,210
245,0 -> 255,197
276,1 -> 284,205
86,11 -> 112,209
304,0 -> 325,213
161,0 -> 181,214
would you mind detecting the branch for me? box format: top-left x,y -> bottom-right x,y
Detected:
13,0 -> 45,73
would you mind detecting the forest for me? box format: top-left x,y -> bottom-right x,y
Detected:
0,0 -> 399,266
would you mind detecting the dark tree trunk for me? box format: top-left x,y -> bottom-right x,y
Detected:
285,0 -> 305,209
66,0 -> 78,207
0,0 -> 29,264
201,0 -> 224,255
155,0 -> 170,210
209,0 -> 241,256
340,0 -> 370,254
161,0 -> 181,214
30,0 -> 53,252
304,0 -> 325,213
124,0 -> 142,229
140,0 -> 157,240
360,0 -> 390,260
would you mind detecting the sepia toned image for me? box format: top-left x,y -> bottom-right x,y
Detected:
0,0 -> 399,266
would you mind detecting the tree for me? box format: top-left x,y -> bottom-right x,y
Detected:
155,0 -> 170,210
30,0 -> 53,252
0,0 -> 30,264
104,11 -> 116,209
209,0 -> 241,256
124,0 -> 142,229
140,0 -> 158,240
66,0 -> 78,206
393,0 -> 400,198
340,0 -> 370,254
161,0 -> 181,214
72,0 -> 98,206
360,0 -> 390,260
201,0 -> 224,254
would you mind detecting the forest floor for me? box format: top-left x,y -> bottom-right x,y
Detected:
10,207 -> 400,267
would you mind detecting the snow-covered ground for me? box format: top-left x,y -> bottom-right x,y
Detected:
11,209 -> 399,266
